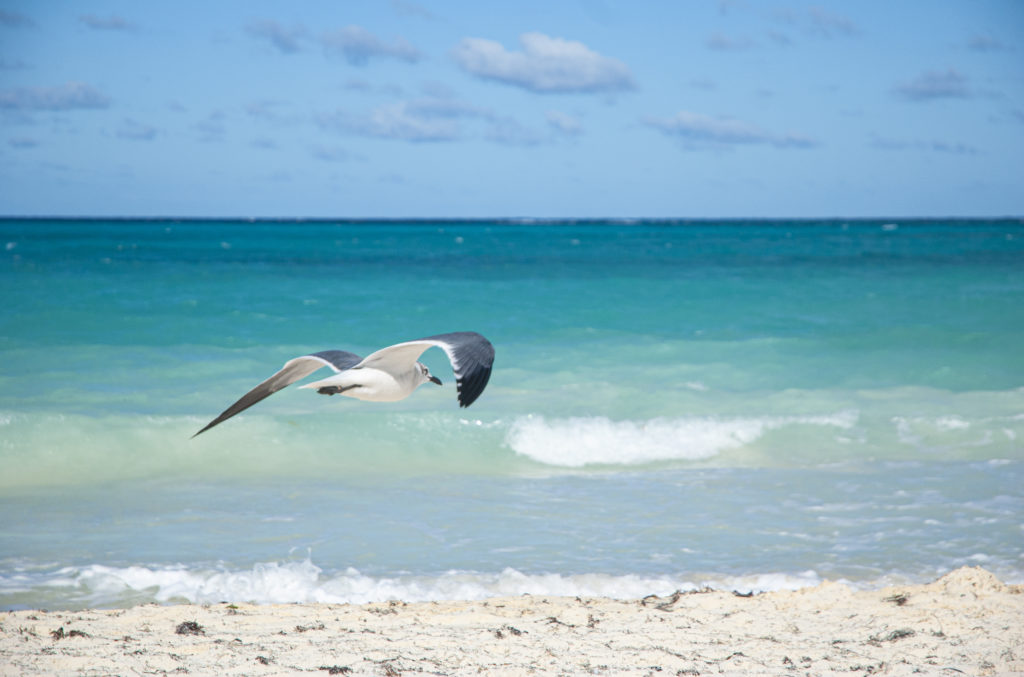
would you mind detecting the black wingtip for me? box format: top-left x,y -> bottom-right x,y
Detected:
456,362 -> 493,408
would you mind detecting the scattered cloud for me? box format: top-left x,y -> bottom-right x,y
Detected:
806,7 -> 859,38
246,21 -> 422,65
262,170 -> 293,183
716,0 -> 745,15
869,134 -> 981,155
0,10 -> 33,28
319,93 -> 555,147
246,20 -> 306,54
320,25 -> 422,66
245,99 -> 301,125
390,0 -> 435,21
319,103 -> 460,142
917,141 -> 981,155
452,32 -> 635,94
0,82 -> 111,111
967,34 -> 1005,52
766,31 -> 793,47
194,111 -> 227,142
404,96 -> 491,120
419,81 -> 457,99
79,14 -> 136,31
706,33 -> 756,51
643,110 -> 818,149
319,87 -> 495,142
894,69 -> 971,101
343,78 -> 405,96
771,7 -> 859,42
486,117 -> 546,146
116,118 -> 157,141
8,136 -> 38,149
376,172 -> 409,185
546,110 -> 582,136
311,144 -> 358,162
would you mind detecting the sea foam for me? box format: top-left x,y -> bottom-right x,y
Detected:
504,412 -> 858,467
24,559 -> 826,609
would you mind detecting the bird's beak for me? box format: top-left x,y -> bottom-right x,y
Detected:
429,375 -> 443,386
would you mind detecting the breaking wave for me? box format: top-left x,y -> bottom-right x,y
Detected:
0,558 -> 826,610
504,412 -> 859,467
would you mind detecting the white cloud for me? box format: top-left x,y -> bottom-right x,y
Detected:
869,134 -> 980,155
116,118 -> 157,141
246,20 -> 306,54
404,97 -> 491,120
311,145 -> 358,162
79,14 -> 136,31
643,111 -> 817,149
706,33 -> 756,51
806,7 -> 859,38
320,87 -> 493,142
320,94 -> 556,147
245,21 -> 421,65
0,82 -> 110,111
895,69 -> 971,101
772,7 -> 859,40
486,117 -> 546,146
319,102 -> 460,142
452,32 -> 635,93
245,99 -> 301,126
343,78 -> 404,96
320,25 -> 422,66
390,0 -> 435,21
546,110 -> 582,135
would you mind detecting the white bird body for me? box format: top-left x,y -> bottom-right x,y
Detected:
299,361 -> 429,402
192,332 -> 494,437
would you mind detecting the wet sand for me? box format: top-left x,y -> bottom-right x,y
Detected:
2,567 -> 1021,676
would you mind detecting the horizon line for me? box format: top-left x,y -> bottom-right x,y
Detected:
3,215 -> 1023,224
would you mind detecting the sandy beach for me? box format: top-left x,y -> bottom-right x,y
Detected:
2,566 -> 1021,676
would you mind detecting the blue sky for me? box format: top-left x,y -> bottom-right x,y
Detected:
1,1 -> 1022,218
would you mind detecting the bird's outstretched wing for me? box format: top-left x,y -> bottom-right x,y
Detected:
358,331 -> 494,408
192,350 -> 362,437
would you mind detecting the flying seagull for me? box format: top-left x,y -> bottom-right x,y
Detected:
192,331 -> 494,438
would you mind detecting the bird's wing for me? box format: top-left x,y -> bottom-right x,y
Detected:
192,350 -> 362,437
357,332 -> 494,408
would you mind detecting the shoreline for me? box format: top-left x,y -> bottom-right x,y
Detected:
2,566 -> 1021,676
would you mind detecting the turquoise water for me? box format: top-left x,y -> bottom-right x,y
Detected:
1,219 -> 1022,609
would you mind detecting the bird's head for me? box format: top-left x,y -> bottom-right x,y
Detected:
418,362 -> 443,386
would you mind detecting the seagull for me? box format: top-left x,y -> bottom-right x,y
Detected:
192,331 -> 494,438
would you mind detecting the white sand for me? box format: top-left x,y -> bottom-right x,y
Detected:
2,567 -> 1021,676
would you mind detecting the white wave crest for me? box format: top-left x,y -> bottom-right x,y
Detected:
31,560 -> 825,608
505,412 -> 858,467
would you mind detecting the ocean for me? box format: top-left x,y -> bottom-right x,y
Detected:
1,218 -> 1022,611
